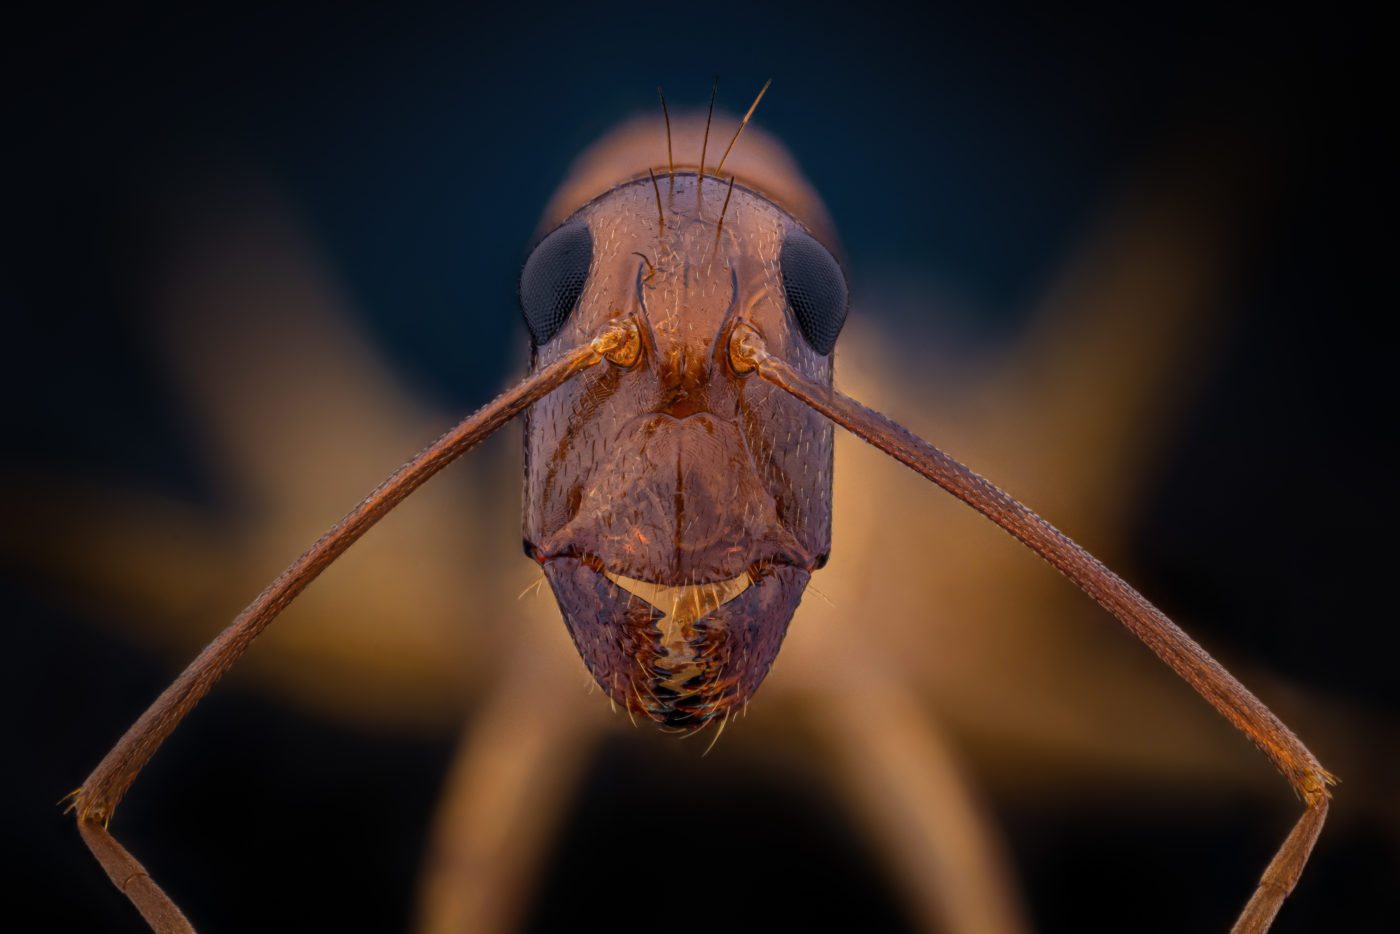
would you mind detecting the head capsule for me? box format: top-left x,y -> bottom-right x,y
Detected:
520,112 -> 847,727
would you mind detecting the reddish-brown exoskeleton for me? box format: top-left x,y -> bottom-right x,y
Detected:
69,85 -> 1332,934
523,109 -> 839,729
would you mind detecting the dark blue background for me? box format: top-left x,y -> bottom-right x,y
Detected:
5,2 -> 1390,932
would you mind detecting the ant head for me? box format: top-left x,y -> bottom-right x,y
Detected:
517,112 -> 845,728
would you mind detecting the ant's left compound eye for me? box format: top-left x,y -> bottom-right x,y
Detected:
520,221 -> 593,346
780,227 -> 848,355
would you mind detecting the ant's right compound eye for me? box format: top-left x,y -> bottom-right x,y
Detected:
520,222 -> 593,346
780,227 -> 848,356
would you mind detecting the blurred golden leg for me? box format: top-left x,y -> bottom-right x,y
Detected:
803,647 -> 1030,934
415,634 -> 605,934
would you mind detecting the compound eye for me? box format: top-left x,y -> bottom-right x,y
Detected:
780,227 -> 848,355
520,222 -> 593,345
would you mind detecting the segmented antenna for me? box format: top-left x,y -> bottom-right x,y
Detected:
715,79 -> 771,176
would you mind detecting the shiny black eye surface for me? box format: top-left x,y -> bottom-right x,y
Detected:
780,227 -> 848,355
520,222 -> 593,346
